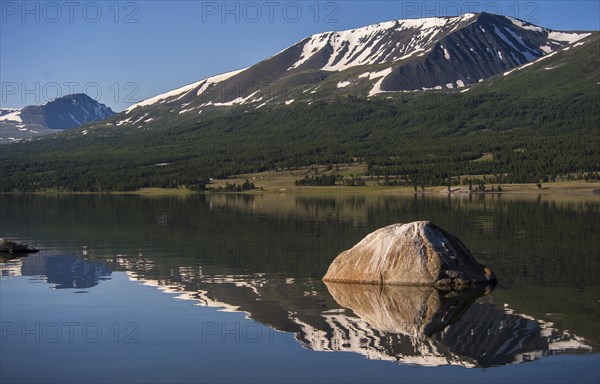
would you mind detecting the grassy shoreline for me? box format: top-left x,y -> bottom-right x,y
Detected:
206,165 -> 600,196
3,164 -> 598,197
4,180 -> 599,197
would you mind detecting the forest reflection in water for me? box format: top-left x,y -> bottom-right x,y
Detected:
0,192 -> 598,368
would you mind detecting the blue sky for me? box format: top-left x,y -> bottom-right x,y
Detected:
1,0 -> 599,111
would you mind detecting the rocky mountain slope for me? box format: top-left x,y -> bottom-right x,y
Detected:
118,12 -> 591,125
0,93 -> 114,143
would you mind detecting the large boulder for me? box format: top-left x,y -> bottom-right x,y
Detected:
322,221 -> 496,289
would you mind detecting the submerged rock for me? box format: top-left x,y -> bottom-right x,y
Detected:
322,221 -> 496,289
0,238 -> 39,255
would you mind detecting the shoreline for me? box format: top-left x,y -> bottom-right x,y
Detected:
3,163 -> 599,197
205,165 -> 600,196
2,181 -> 599,197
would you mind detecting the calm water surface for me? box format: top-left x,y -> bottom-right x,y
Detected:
1,193 -> 599,383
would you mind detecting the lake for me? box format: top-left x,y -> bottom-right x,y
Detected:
1,193 -> 599,383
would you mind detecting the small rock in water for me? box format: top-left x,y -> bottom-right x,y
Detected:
0,238 -> 40,255
322,221 -> 496,289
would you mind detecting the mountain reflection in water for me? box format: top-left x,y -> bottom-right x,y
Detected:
1,251 -> 111,289
1,250 -> 592,368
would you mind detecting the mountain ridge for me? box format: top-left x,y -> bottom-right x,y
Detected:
118,12 -> 592,121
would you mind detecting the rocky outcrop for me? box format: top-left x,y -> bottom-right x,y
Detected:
0,239 -> 39,255
322,221 -> 496,289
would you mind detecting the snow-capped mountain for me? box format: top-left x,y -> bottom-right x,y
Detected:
119,12 -> 593,124
0,94 -> 114,143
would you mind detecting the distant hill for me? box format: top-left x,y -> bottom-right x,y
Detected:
0,93 -> 114,144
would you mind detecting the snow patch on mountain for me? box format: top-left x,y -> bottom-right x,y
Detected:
125,68 -> 247,113
199,89 -> 262,108
125,80 -> 206,113
196,68 -> 248,97
368,68 -> 393,96
0,111 -> 22,122
503,26 -> 539,54
504,51 -> 558,76
289,14 -> 477,73
0,108 -> 21,116
548,31 -> 591,44
493,25 -> 538,61
507,17 -> 544,32
441,45 -> 451,60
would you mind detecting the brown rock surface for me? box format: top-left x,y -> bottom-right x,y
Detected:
322,221 -> 496,288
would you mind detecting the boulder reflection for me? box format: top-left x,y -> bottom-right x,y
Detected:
324,282 -> 489,338
311,282 -> 591,367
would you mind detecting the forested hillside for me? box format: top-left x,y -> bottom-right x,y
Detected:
0,35 -> 598,192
